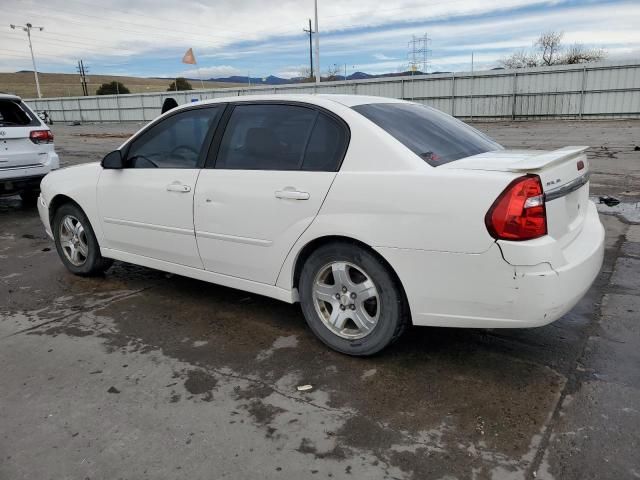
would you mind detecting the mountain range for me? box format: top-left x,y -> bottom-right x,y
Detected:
206,70 -> 442,85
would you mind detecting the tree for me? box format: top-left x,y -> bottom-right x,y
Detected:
297,66 -> 314,83
499,50 -> 539,69
499,31 -> 606,69
167,77 -> 193,91
324,64 -> 341,81
537,31 -> 563,66
96,81 -> 130,95
563,44 -> 605,64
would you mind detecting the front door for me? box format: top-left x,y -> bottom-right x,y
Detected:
98,105 -> 224,268
194,103 -> 349,284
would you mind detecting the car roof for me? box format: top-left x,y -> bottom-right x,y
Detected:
173,93 -> 406,111
0,93 -> 22,101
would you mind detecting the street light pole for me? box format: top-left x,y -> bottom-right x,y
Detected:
314,0 -> 320,84
10,23 -> 44,98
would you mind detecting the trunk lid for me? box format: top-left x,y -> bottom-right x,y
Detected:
442,146 -> 591,247
0,127 -> 50,168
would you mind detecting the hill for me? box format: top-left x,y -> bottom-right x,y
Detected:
0,72 -> 243,98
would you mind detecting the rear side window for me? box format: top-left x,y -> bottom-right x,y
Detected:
353,103 -> 502,166
213,104 -> 349,171
215,104 -> 317,170
302,113 -> 348,172
0,100 -> 39,127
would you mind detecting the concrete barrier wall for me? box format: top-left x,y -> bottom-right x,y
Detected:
25,61 -> 640,123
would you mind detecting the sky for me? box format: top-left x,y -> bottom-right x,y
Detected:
1,0 -> 639,79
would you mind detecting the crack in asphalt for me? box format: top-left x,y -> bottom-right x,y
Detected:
525,224 -> 628,479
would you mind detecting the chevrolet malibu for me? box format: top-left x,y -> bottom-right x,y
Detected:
37,94 -> 604,355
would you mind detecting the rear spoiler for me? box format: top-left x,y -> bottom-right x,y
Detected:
503,146 -> 589,172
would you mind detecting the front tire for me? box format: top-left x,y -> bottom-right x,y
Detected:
52,203 -> 113,276
299,242 -> 409,356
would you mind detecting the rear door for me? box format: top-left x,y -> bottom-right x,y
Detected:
0,98 -> 47,168
97,105 -> 224,268
194,102 -> 349,284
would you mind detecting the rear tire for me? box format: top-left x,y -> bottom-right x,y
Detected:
299,242 -> 409,356
52,203 -> 113,276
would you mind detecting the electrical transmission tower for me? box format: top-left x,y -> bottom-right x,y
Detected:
407,33 -> 431,74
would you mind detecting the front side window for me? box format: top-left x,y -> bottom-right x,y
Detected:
215,104 -> 318,170
126,106 -> 222,168
353,103 -> 503,166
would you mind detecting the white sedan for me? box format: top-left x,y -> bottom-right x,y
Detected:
37,94 -> 604,355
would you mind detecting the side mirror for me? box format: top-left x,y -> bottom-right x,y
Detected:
101,150 -> 124,169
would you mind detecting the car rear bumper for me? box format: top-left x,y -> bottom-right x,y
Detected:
376,201 -> 605,328
0,152 -> 59,190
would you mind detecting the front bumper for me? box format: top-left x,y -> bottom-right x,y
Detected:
376,201 -> 605,328
38,194 -> 53,239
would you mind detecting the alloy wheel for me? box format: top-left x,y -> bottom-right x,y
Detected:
312,261 -> 380,339
59,215 -> 89,266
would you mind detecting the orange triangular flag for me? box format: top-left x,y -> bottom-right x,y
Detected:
182,48 -> 196,65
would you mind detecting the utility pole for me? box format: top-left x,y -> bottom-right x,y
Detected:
314,0 -> 320,84
77,60 -> 89,96
10,23 -> 44,98
303,18 -> 314,79
470,52 -> 474,121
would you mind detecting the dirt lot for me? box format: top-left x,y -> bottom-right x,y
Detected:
1,120 -> 639,480
0,72 -> 241,98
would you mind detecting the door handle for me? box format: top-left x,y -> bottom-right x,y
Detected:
166,183 -> 191,193
275,189 -> 310,200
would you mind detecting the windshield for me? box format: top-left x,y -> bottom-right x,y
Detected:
352,102 -> 503,166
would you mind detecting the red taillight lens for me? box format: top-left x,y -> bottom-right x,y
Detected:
485,174 -> 547,241
29,130 -> 54,144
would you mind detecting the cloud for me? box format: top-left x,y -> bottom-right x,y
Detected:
373,53 -> 397,61
180,65 -> 242,79
1,0 -> 639,79
276,65 -> 309,78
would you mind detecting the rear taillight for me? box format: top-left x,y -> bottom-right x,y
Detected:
29,130 -> 54,144
485,174 -> 547,241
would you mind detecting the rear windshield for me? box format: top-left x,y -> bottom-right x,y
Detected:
352,102 -> 503,166
0,99 -> 39,127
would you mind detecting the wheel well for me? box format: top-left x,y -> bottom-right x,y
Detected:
48,194 -> 81,226
292,236 -> 411,317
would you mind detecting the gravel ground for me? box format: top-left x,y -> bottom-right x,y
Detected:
1,119 -> 639,480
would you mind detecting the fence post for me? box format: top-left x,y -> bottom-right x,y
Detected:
77,97 -> 82,122
97,98 -> 103,123
470,73 -> 474,121
579,66 -> 587,119
400,79 -> 404,100
511,72 -> 518,120
115,94 -> 122,122
451,73 -> 455,116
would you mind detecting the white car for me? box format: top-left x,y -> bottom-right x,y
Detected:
1,94 -> 59,203
37,94 -> 604,355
